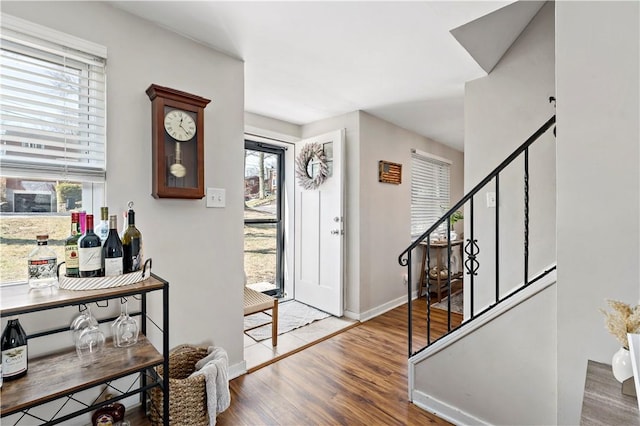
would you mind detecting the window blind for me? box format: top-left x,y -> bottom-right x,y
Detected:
0,15 -> 107,182
411,150 -> 451,238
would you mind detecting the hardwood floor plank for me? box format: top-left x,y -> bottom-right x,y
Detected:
217,298 -> 463,426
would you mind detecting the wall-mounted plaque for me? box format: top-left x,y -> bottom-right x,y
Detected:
378,160 -> 402,184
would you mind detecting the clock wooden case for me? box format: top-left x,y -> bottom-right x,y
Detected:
146,84 -> 211,199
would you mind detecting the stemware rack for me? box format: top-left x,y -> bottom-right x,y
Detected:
0,274 -> 169,425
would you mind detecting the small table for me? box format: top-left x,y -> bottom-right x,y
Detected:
418,239 -> 463,302
581,360 -> 639,425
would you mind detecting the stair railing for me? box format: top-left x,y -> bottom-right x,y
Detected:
398,115 -> 556,357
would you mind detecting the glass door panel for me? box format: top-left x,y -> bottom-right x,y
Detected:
244,142 -> 284,296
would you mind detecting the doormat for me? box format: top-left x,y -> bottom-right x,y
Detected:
244,300 -> 330,342
431,292 -> 463,315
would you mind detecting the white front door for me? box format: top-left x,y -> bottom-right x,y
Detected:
294,129 -> 345,316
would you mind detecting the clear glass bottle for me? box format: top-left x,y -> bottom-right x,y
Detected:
27,234 -> 58,288
94,206 -> 109,243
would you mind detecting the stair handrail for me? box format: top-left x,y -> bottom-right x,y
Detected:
398,114 -> 556,266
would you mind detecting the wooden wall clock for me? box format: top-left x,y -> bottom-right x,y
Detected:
146,84 -> 211,199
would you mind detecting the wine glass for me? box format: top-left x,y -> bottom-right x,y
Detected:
76,324 -> 105,366
114,300 -> 138,348
70,305 -> 98,345
111,299 -> 128,347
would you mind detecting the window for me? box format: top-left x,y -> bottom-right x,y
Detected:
410,149 -> 451,239
0,14 -> 107,284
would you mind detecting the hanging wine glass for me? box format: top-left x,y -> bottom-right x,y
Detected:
111,298 -> 128,347
70,305 -> 98,345
76,323 -> 105,366
114,299 -> 138,348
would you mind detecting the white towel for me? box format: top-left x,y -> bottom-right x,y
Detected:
190,346 -> 231,425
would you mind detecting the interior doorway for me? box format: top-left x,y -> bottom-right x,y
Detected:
244,140 -> 285,297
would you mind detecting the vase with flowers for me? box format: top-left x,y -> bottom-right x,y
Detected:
600,299 -> 640,382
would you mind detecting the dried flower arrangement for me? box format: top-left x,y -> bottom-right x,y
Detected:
600,299 -> 640,349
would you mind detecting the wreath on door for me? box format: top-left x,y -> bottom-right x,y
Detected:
295,142 -> 329,190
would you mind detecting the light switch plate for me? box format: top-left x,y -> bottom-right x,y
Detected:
486,191 -> 496,208
206,188 -> 225,208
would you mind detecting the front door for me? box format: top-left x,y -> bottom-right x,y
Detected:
294,129 -> 345,316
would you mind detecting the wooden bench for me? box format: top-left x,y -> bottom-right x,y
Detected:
243,287 -> 278,347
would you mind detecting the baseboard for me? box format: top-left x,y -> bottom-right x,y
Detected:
358,294 -> 407,322
229,360 -> 246,380
346,289 -> 419,322
412,389 -> 489,426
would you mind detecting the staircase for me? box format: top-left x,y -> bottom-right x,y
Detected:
398,114 -> 556,357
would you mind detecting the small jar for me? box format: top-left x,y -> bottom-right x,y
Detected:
27,234 -> 58,288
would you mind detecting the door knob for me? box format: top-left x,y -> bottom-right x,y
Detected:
331,230 -> 339,235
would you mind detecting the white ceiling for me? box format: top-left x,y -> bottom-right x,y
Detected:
110,1 -> 519,151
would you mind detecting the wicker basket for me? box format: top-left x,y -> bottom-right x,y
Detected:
149,345 -> 209,426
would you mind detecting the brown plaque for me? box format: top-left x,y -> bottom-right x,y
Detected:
378,160 -> 402,184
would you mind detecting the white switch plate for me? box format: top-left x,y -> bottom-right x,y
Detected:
486,191 -> 496,208
206,188 -> 225,208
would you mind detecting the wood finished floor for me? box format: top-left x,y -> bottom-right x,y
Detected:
217,297 -> 464,426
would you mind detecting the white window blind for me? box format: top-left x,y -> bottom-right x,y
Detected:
411,150 -> 451,239
0,15 -> 107,182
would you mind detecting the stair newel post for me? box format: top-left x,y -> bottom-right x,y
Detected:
407,250 -> 413,357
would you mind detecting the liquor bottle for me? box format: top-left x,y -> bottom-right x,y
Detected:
78,214 -> 103,277
91,396 -> 125,425
94,207 -> 110,243
1,317 -> 28,381
27,235 -> 58,288
79,210 -> 87,235
122,202 -> 143,273
102,215 -> 123,277
65,212 -> 81,278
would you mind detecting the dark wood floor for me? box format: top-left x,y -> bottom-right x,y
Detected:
217,297 -> 463,426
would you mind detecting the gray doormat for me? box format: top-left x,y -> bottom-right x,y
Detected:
244,300 -> 330,342
431,291 -> 463,314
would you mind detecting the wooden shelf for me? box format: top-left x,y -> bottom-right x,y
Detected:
0,275 -> 165,317
0,335 -> 163,417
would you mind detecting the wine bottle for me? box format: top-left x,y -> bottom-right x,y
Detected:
64,212 -> 81,278
122,203 -> 143,273
103,215 -> 123,277
94,206 -> 109,243
78,214 -> 103,277
27,234 -> 58,288
1,317 -> 28,381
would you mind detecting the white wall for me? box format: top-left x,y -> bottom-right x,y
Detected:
556,2 -> 640,423
413,283 -> 557,425
3,0 -> 245,370
358,112 -> 463,317
302,112 -> 463,319
464,2 -> 556,314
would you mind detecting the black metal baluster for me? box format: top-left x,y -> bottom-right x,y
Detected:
426,239 -> 432,346
407,250 -> 413,357
447,219 -> 452,331
524,147 -> 529,286
469,197 -> 475,318
495,174 -> 500,303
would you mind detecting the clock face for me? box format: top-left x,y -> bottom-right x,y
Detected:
164,109 -> 196,142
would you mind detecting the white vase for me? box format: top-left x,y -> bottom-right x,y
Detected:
612,347 -> 633,382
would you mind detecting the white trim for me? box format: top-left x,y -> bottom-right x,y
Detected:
1,13 -> 107,58
245,125 -> 300,144
229,360 -> 246,380
411,148 -> 452,165
409,266 -> 556,364
412,389 -> 490,426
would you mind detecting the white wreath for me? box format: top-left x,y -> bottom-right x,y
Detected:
295,142 -> 329,190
